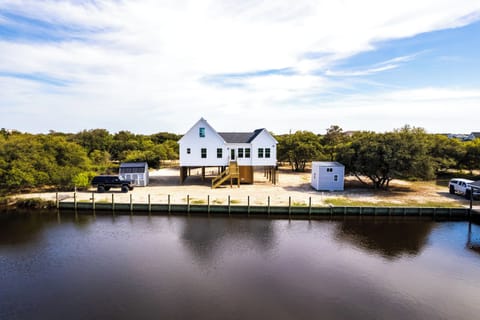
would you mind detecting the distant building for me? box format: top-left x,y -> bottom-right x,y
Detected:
465,132 -> 480,141
119,162 -> 149,187
311,161 -> 345,191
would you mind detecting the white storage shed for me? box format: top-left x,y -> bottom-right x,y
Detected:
119,162 -> 149,187
311,161 -> 344,191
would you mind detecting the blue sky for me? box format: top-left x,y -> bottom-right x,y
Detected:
1,0 -> 480,134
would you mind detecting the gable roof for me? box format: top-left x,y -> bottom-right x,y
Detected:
218,129 -> 264,143
178,117 -> 225,144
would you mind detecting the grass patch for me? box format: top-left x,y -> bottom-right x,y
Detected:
212,199 -> 223,204
324,197 -> 462,208
230,199 -> 241,204
191,199 -> 206,204
292,201 -> 307,207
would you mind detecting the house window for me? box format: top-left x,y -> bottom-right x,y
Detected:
245,148 -> 251,158
238,148 -> 244,158
327,168 -> 333,172
258,148 -> 264,158
265,148 -> 270,158
199,127 -> 205,138
187,148 -> 191,154
334,174 -> 338,182
201,148 -> 207,158
217,148 -> 222,158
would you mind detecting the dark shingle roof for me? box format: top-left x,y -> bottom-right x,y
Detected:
218,129 -> 264,143
120,162 -> 148,168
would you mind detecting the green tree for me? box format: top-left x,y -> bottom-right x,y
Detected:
322,125 -> 346,161
277,131 -> 323,171
461,139 -> 480,174
72,129 -> 112,155
338,126 -> 434,189
428,134 -> 466,173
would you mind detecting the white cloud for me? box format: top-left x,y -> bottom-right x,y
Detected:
0,0 -> 480,133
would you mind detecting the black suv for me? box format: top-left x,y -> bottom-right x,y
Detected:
91,175 -> 134,193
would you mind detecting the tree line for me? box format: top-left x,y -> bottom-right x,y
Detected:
0,129 -> 180,193
277,125 -> 480,189
0,125 -> 479,193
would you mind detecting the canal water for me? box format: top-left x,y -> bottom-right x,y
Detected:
1,211 -> 480,320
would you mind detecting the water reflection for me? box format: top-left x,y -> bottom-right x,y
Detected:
467,222 -> 480,255
0,210 -> 94,247
334,217 -> 435,259
181,217 -> 275,261
2,212 -> 480,319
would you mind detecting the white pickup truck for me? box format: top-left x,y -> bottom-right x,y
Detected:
448,178 -> 480,199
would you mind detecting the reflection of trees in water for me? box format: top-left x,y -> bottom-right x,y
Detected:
0,210 -> 93,247
334,217 -> 435,259
181,217 -> 275,262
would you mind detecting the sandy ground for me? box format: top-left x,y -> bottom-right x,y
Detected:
15,167 -> 474,208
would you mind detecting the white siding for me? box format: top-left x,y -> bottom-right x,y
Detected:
179,118 -> 227,166
119,163 -> 149,186
250,130 -> 277,166
311,161 -> 344,191
178,119 -> 277,167
225,143 -> 253,166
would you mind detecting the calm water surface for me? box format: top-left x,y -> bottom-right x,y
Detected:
1,211 -> 480,320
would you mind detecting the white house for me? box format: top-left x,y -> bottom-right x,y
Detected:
178,118 -> 278,186
311,161 -> 344,191
119,162 -> 149,187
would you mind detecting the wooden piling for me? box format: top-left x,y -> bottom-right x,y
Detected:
112,194 -> 115,213
187,195 -> 190,214
308,197 -> 312,218
130,194 -> 133,213
92,192 -> 95,211
168,194 -> 171,214
74,192 -> 77,210
247,196 -> 250,216
148,194 -> 151,213
288,196 -> 291,218
267,196 -> 270,216
228,195 -> 231,216
207,195 -> 210,215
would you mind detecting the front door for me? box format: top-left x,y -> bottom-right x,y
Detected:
231,149 -> 236,161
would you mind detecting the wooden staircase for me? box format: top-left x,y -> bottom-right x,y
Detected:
212,161 -> 240,189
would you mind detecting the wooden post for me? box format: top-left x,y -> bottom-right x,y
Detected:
469,189 -> 473,218
56,192 -> 59,209
92,192 -> 95,211
187,194 -> 190,214
130,194 -> 133,213
207,195 -> 210,215
112,194 -> 115,213
247,196 -> 250,216
228,195 -> 231,216
148,194 -> 151,213
308,197 -> 312,218
168,194 -> 171,214
288,196 -> 291,218
267,196 -> 270,216
74,192 -> 77,210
